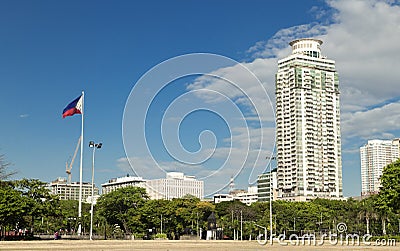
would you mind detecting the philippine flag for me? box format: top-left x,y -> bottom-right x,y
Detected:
62,95 -> 83,118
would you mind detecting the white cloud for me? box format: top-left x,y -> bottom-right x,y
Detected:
188,0 -> 400,141
117,156 -> 206,179
116,156 -> 163,178
339,86 -> 381,113
118,123 -> 275,195
183,0 -> 400,196
341,102 -> 400,140
247,23 -> 328,59
120,0 -> 400,196
323,0 -> 400,102
186,59 -> 276,123
320,0 -> 400,144
19,114 -> 29,118
243,0 -> 400,114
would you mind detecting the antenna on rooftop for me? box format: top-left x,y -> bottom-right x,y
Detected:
229,176 -> 235,194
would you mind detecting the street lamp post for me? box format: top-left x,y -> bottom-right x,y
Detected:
196,212 -> 199,239
268,156 -> 276,244
89,141 -> 102,241
240,210 -> 243,241
294,217 -> 296,231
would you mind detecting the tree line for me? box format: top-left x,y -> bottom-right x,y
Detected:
1,156 -> 400,240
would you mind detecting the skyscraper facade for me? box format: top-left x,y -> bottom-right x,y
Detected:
275,38 -> 342,201
360,139 -> 399,196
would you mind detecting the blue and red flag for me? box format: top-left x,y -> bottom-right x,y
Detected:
62,95 -> 83,118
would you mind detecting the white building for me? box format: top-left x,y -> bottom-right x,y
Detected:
213,194 -> 234,204
101,175 -> 147,195
49,177 -> 99,202
275,38 -> 343,201
213,186 -> 258,205
360,139 -> 400,196
234,186 -> 258,205
257,169 -> 277,202
102,172 -> 203,200
146,172 -> 204,200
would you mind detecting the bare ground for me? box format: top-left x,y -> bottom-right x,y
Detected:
0,240 -> 398,251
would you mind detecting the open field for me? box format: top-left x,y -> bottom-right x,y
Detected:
0,240 -> 398,251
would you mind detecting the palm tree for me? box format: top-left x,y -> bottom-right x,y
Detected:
359,197 -> 377,235
374,194 -> 393,236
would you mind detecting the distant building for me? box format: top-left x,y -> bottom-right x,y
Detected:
257,169 -> 277,202
234,186 -> 258,205
49,177 -> 99,202
213,194 -> 234,204
101,175 -> 147,195
213,186 -> 258,205
146,172 -> 204,200
102,172 -> 204,200
360,139 -> 400,196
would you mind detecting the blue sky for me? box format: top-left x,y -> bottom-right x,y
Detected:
1,0 -> 400,197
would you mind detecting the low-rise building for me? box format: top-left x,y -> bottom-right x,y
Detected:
234,186 -> 258,205
213,186 -> 258,205
102,172 -> 204,200
213,194 -> 233,204
101,175 -> 147,195
49,177 -> 99,202
257,169 -> 277,202
146,172 -> 204,200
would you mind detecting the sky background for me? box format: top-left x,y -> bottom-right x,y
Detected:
1,0 -> 400,197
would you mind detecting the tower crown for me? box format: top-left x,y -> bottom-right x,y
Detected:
289,38 -> 323,58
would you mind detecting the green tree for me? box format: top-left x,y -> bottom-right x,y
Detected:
311,198 -> 362,233
141,199 -> 171,236
57,200 -> 82,234
374,195 -> 391,235
195,200 -> 215,232
97,186 -> 149,236
358,196 -> 378,235
169,197 -> 199,237
13,179 -> 60,234
215,200 -> 255,239
375,158 -> 400,235
0,184 -> 28,238
379,159 -> 400,212
139,197 -> 215,239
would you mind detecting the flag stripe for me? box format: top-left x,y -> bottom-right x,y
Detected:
62,108 -> 82,118
62,95 -> 83,118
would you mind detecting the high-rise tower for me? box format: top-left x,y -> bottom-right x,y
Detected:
275,38 -> 342,201
360,139 -> 400,196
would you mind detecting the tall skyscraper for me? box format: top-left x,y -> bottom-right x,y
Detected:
360,139 -> 400,196
275,38 -> 342,201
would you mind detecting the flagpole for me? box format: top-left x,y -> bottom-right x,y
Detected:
78,91 -> 84,236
